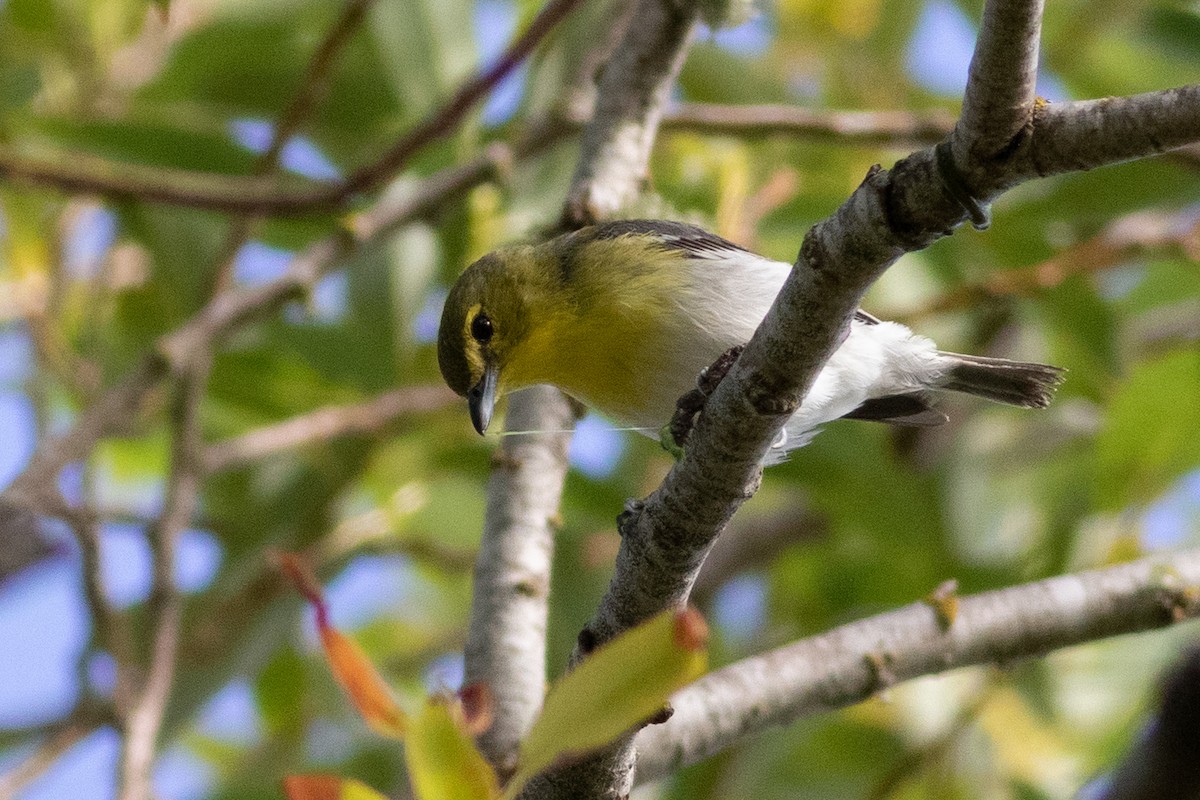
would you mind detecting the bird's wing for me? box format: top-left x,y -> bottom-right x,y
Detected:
593,220 -> 884,325
591,220 -> 753,260
839,393 -> 948,426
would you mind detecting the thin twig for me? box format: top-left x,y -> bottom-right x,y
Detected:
0,0 -> 583,216
202,384 -> 457,472
0,707 -> 109,800
662,103 -> 956,147
0,123 -> 569,522
337,0 -> 585,201
116,357 -> 210,800
635,549 -> 1200,781
263,0 -> 377,169
896,205 -> 1200,322
207,0 -> 380,295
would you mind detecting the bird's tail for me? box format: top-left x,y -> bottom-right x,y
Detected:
938,353 -> 1065,408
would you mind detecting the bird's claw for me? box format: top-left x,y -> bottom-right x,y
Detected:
665,344 -> 745,457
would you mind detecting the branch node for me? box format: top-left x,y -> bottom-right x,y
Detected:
924,579 -> 961,631
745,374 -> 799,417
863,650 -> 898,694
1153,567 -> 1200,623
935,140 -> 992,231
577,627 -> 598,655
646,702 -> 675,725
616,499 -> 645,536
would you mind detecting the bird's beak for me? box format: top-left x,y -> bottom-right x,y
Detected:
467,362 -> 499,435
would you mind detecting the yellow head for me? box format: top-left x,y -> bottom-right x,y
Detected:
438,224 -> 702,435
437,243 -> 566,434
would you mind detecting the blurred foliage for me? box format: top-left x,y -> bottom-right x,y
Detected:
0,0 -> 1198,798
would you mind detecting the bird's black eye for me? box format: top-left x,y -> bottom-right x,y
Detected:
470,312 -> 494,343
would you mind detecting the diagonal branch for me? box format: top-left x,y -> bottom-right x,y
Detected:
0,705 -> 111,800
549,0 -> 1200,790
562,0 -> 698,227
337,0 -> 584,201
0,0 -> 583,216
634,549 -> 1200,781
0,125 -> 565,521
202,384 -> 457,472
261,0 -> 377,170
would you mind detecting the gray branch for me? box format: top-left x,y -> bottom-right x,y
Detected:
957,0 -> 1044,162
516,1 -> 700,797
465,387 -> 578,772
546,0 -> 1200,792
635,549 -> 1200,780
562,0 -> 699,227
1030,87 -> 1200,179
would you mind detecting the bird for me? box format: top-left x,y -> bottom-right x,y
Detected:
436,219 -> 1064,462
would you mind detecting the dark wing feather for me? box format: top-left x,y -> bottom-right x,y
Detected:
590,219 -> 752,259
841,394 -> 948,427
592,224 -> 889,332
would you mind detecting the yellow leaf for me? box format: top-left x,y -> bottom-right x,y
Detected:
406,696 -> 500,800
504,608 -> 708,798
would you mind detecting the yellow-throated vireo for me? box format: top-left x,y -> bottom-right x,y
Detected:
437,220 -> 1063,462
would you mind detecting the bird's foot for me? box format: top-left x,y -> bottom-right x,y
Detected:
664,344 -> 745,457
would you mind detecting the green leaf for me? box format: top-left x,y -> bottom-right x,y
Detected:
505,608 -> 708,798
1096,348 -> 1200,510
25,113 -> 259,174
405,697 -> 499,800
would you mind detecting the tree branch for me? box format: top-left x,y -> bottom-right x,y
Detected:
546,0 -> 1200,793
1030,87 -> 1200,179
202,384 -> 457,472
635,549 -> 1200,781
897,205 -> 1200,322
514,1 -> 700,797
957,0 -> 1044,163
116,358 -> 209,800
0,123 -> 567,521
661,103 -> 955,147
561,0 -> 699,227
337,0 -> 584,202
0,707 -> 109,800
465,386 -> 579,773
261,0 -> 378,170
0,0 -> 583,215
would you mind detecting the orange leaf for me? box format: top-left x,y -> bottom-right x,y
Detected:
283,775 -> 390,800
320,625 -> 407,737
277,552 -> 407,738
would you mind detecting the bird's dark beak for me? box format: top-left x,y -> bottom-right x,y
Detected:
467,362 -> 499,435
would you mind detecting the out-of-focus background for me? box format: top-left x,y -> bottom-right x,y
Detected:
0,0 -> 1198,797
